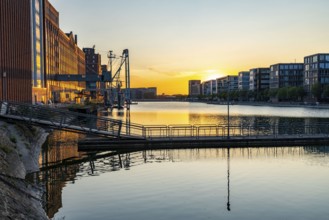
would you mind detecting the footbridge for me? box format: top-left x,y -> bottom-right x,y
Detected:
0,101 -> 140,139
1,101 -> 329,150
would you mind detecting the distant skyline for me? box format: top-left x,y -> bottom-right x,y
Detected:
50,0 -> 329,95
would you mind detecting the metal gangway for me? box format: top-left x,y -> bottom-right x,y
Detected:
1,101 -> 329,142
0,101 -> 143,140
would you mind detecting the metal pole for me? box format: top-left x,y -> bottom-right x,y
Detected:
227,80 -> 230,139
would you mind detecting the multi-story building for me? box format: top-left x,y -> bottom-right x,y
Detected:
44,0 -> 85,103
0,0 -> 85,103
269,63 -> 304,89
304,53 -> 329,93
83,47 -> 101,97
217,76 -> 238,94
57,31 -> 85,102
249,68 -> 270,92
0,0 -> 46,103
201,81 -> 212,96
238,71 -> 250,91
188,80 -> 201,97
211,80 -> 217,95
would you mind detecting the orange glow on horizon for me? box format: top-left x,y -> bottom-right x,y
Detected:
131,68 -> 238,95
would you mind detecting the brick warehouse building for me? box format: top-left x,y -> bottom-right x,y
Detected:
0,0 -> 85,104
0,0 -> 45,103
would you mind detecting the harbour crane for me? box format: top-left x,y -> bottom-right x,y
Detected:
106,49 -> 131,110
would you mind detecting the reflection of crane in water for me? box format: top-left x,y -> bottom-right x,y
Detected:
106,49 -> 130,110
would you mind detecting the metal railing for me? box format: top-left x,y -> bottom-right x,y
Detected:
1,101 -> 329,141
0,101 -> 129,138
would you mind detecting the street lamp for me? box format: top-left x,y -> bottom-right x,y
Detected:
227,80 -> 230,139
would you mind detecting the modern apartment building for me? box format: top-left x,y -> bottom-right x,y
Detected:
188,80 -> 201,97
249,68 -> 270,92
269,63 -> 304,89
0,0 -> 46,103
238,71 -> 250,91
304,53 -> 329,93
201,81 -> 212,96
217,76 -> 238,94
211,80 -> 217,95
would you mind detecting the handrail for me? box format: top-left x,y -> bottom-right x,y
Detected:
1,100 -> 329,140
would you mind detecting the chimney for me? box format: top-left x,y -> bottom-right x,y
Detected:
75,35 -> 78,44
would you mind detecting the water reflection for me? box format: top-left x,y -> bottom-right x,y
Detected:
106,102 -> 329,125
33,102 -> 329,219
100,103 -> 329,138
227,148 -> 231,212
31,134 -> 329,219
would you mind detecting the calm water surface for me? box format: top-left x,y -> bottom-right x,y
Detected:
38,102 -> 329,219
107,102 -> 329,125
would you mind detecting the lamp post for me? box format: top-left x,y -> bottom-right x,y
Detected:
227,80 -> 230,139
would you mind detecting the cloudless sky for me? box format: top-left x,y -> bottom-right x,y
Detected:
50,0 -> 329,94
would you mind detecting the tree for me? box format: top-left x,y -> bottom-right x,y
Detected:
287,87 -> 298,101
296,87 -> 306,101
229,91 -> 239,101
269,89 -> 278,99
311,83 -> 322,101
239,90 -> 249,101
277,87 -> 288,101
322,85 -> 329,100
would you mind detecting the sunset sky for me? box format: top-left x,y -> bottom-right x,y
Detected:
50,0 -> 329,95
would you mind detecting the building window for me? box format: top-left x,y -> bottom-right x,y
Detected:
313,56 -> 318,63
35,0 -> 40,12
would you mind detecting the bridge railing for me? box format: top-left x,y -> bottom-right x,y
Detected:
140,123 -> 329,140
0,101 -> 126,138
1,101 -> 329,140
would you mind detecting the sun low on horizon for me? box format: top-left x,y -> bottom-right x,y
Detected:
50,0 -> 329,95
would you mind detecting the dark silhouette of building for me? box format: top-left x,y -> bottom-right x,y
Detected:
83,47 -> 102,98
188,80 -> 201,97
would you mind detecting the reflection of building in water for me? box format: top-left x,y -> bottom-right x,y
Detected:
39,131 -> 84,166
37,130 -> 84,218
38,164 -> 80,218
273,117 -> 305,135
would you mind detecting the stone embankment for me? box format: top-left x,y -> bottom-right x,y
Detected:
0,121 -> 49,220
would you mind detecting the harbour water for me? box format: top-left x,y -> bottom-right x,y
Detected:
35,102 -> 329,219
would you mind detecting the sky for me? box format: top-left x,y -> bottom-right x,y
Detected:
50,0 -> 329,95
